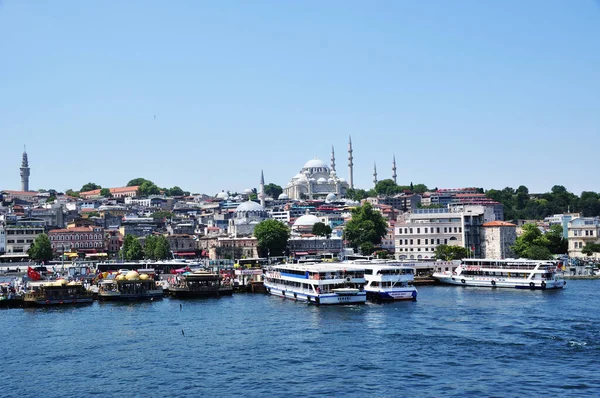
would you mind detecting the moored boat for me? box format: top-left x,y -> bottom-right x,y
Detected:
169,270 -> 233,298
263,263 -> 367,305
98,270 -> 163,301
432,258 -> 566,290
23,280 -> 94,307
343,260 -> 418,301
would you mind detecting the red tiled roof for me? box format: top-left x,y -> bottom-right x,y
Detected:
483,221 -> 516,227
49,226 -> 100,233
80,186 -> 140,196
2,190 -> 38,195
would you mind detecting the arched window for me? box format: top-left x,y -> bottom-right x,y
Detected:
75,243 -> 79,249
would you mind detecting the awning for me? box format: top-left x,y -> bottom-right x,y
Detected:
64,253 -> 79,258
86,253 -> 108,257
0,253 -> 29,258
174,252 -> 196,256
295,252 -> 309,256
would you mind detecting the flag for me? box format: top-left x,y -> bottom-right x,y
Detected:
27,267 -> 41,281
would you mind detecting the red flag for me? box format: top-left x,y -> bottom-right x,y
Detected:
27,267 -> 41,281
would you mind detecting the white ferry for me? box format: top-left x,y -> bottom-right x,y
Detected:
263,263 -> 367,305
432,258 -> 566,290
343,260 -> 417,301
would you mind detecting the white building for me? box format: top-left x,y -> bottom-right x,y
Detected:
567,217 -> 600,259
394,208 -> 485,260
228,200 -> 269,237
284,158 -> 349,200
0,223 -> 6,253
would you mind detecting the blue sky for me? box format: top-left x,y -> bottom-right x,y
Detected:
1,0 -> 599,195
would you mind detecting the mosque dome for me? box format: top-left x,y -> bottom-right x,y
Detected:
235,200 -> 264,213
243,188 -> 253,194
293,214 -> 321,228
326,193 -> 337,202
317,177 -> 327,184
278,193 -> 289,200
216,191 -> 228,200
338,178 -> 346,183
303,158 -> 328,169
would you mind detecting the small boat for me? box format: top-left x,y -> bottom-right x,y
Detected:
98,270 -> 163,301
169,270 -> 233,298
432,258 -> 566,290
263,263 -> 367,305
23,280 -> 93,307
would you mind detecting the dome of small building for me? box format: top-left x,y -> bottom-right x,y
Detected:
235,200 -> 264,213
216,191 -> 228,200
278,193 -> 289,200
243,188 -> 253,194
326,193 -> 336,202
303,158 -> 328,169
294,214 -> 321,228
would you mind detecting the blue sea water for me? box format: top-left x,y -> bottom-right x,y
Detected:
2,280 -> 600,398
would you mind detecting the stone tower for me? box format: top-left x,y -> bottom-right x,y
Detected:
20,146 -> 30,192
259,169 -> 266,207
392,155 -> 397,184
348,135 -> 354,189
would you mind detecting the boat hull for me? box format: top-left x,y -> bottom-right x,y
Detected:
169,288 -> 233,298
23,297 -> 94,307
98,291 -> 163,301
264,284 -> 366,305
432,274 -> 566,290
366,288 -> 417,302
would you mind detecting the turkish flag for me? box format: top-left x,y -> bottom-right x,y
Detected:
27,267 -> 41,281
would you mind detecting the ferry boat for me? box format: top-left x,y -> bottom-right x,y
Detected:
169,270 -> 233,298
343,260 -> 417,301
432,258 -> 566,290
263,263 -> 367,305
23,280 -> 94,306
98,270 -> 163,301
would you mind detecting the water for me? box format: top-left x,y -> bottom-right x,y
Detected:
2,281 -> 600,398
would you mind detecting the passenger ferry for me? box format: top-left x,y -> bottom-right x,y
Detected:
169,270 -> 233,298
23,280 -> 94,306
98,270 -> 163,301
432,258 -> 566,290
343,260 -> 417,301
263,263 -> 367,305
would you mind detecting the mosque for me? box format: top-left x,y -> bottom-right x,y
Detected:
283,137 -> 354,201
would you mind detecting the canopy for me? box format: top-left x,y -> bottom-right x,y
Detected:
174,252 -> 196,256
64,253 -> 79,258
86,253 -> 108,257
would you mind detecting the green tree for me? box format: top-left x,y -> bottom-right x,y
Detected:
512,223 -> 553,260
80,182 -> 101,192
582,243 -> 600,256
65,189 -> 80,198
140,180 -> 160,196
152,210 -> 173,220
345,188 -> 369,201
100,188 -> 112,198
253,219 -> 290,257
166,186 -> 185,196
28,234 -> 54,263
120,234 -> 135,260
126,238 -> 144,261
154,236 -> 171,260
360,242 -> 375,255
46,195 -> 56,203
144,235 -> 157,260
344,203 -> 388,252
127,178 -> 150,187
264,183 -> 283,199
312,222 -> 332,238
434,244 -> 470,261
546,224 -> 568,255
374,179 -> 400,196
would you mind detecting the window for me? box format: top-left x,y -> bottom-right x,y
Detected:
459,227 -> 462,233
425,239 -> 428,244
444,227 -> 447,233
409,228 -> 413,234
425,227 -> 428,233
417,228 -> 420,234
437,227 -> 440,233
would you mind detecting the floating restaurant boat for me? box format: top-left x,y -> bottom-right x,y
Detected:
343,260 -> 418,301
432,258 -> 566,290
263,263 -> 367,305
0,282 -> 23,308
98,270 -> 163,301
23,280 -> 94,307
168,270 -> 233,298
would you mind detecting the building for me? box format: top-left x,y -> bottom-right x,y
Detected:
0,223 -> 6,254
545,213 -> 581,239
366,194 -> 421,212
167,234 -> 197,258
567,217 -> 600,259
79,186 -> 140,199
480,221 -> 517,259
394,208 -> 485,260
287,235 -> 344,258
4,218 -> 45,255
0,190 -> 39,203
20,147 -> 30,192
228,200 -> 269,237
284,158 -> 349,200
48,225 -> 105,254
216,237 -> 259,259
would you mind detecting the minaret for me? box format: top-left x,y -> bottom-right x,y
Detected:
373,162 -> 378,186
348,135 -> 354,189
259,169 -> 266,207
330,145 -> 336,172
20,145 -> 30,192
392,155 -> 397,184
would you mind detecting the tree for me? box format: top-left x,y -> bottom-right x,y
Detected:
374,179 -> 400,196
512,223 -> 554,260
28,234 -> 54,263
582,243 -> 600,256
100,188 -> 112,198
166,186 -> 185,197
127,178 -> 149,187
344,203 -> 388,252
312,222 -> 332,238
546,224 -> 568,255
120,234 -> 135,260
345,188 -> 369,201
434,244 -> 470,261
144,235 -> 157,260
126,238 -> 144,261
140,180 -> 160,196
253,219 -> 290,257
65,189 -> 80,198
360,242 -> 375,256
152,211 -> 173,220
154,236 -> 171,260
264,183 -> 283,199
80,182 -> 101,192
46,195 -> 56,203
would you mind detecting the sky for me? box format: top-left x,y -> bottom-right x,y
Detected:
1,0 -> 599,196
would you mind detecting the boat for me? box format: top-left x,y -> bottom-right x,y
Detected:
0,282 -> 23,308
432,258 -> 566,290
23,280 -> 94,306
168,270 -> 233,298
263,263 -> 367,305
343,260 -> 418,301
98,270 -> 163,301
